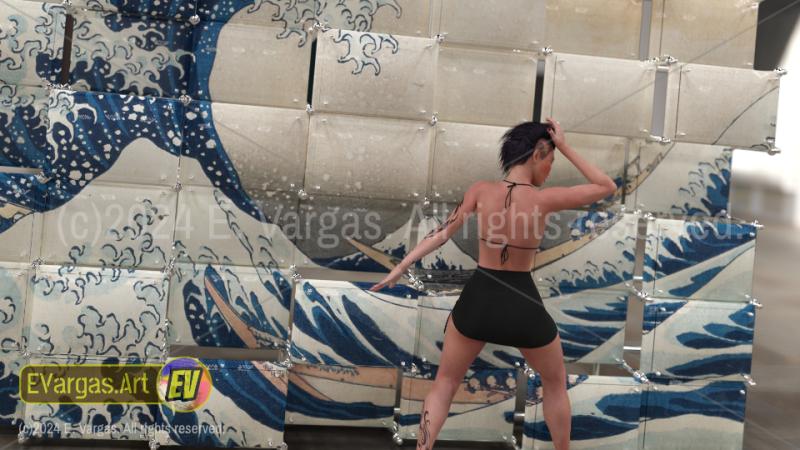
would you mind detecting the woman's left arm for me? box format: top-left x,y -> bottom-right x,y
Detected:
369,181 -> 482,291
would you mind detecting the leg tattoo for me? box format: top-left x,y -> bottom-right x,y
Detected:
417,399 -> 432,450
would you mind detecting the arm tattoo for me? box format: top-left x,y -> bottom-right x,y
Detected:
421,200 -> 463,247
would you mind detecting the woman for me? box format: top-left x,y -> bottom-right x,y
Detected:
370,117 -> 616,450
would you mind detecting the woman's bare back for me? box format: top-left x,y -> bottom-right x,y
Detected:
474,179 -> 550,271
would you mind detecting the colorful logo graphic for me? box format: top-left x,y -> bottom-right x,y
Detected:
157,357 -> 213,412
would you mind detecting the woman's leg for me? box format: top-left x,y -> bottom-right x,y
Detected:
518,334 -> 571,450
416,314 -> 485,450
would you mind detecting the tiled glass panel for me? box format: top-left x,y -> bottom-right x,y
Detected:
27,265 -> 167,360
290,279 -> 419,367
191,21 -> 312,108
317,0 -> 432,37
294,194 -> 414,273
543,0 -> 642,60
69,9 -> 194,98
166,263 -> 292,348
625,141 -> 732,217
173,185 -> 297,268
286,362 -> 397,427
0,0 -> 65,86
434,46 -> 537,127
541,52 -> 656,139
522,374 -> 640,449
305,113 -> 433,201
640,376 -> 747,449
667,63 -> 780,148
435,0 -> 546,51
0,263 -> 28,350
641,299 -> 754,380
398,365 -> 517,443
643,217 -> 756,302
312,28 -> 437,121
650,0 -> 758,69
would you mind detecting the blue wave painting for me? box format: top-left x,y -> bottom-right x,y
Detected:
171,262 -> 292,348
286,362 -> 396,427
523,374 -> 640,449
73,0 -> 197,20
641,299 -> 754,380
644,219 -> 756,301
640,377 -> 747,449
28,265 -> 167,361
290,280 -> 419,367
399,366 -> 517,443
0,1 -> 64,87
626,142 -> 732,217
534,211 -> 638,295
0,347 -> 24,427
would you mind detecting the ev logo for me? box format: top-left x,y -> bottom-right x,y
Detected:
158,357 -> 213,412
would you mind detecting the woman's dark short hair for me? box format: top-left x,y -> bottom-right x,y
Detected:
498,121 -> 555,173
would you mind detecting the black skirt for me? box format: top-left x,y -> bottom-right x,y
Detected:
444,265 -> 559,348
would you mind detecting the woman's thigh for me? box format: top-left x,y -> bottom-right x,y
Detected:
436,314 -> 486,383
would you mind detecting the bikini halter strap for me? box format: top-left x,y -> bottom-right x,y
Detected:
502,178 -> 535,209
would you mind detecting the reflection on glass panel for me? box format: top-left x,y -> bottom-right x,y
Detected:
641,377 -> 747,449
40,183 -> 177,269
436,0 -> 546,51
69,10 -> 194,98
197,0 -> 316,32
667,63 -> 780,148
290,279 -> 419,367
542,289 -> 628,365
0,210 -> 39,264
650,0 -> 758,69
415,288 -> 524,369
180,101 -> 308,192
294,194 -> 414,272
27,265 -> 166,361
434,46 -> 537,127
286,363 -> 397,427
20,355 -> 159,440
541,52 -> 655,139
305,113 -> 432,200
193,21 -> 312,108
398,365 -> 517,443
429,122 -> 506,203
543,0 -> 642,60
533,208 -> 637,295
641,299 -> 754,381
0,263 -> 28,350
625,140 -> 732,217
0,0 -> 65,87
313,29 -> 437,121
158,358 -> 288,448
643,217 -> 756,302
416,201 -> 479,281
543,132 -> 627,198
174,185 -> 297,268
317,0 -> 432,37
166,263 -> 292,349
522,374 -> 640,449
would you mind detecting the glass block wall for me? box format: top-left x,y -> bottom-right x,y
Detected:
0,0 -> 780,448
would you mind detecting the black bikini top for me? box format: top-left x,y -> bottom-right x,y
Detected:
479,179 -> 540,264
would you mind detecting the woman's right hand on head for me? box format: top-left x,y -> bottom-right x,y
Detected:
546,117 -> 566,149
